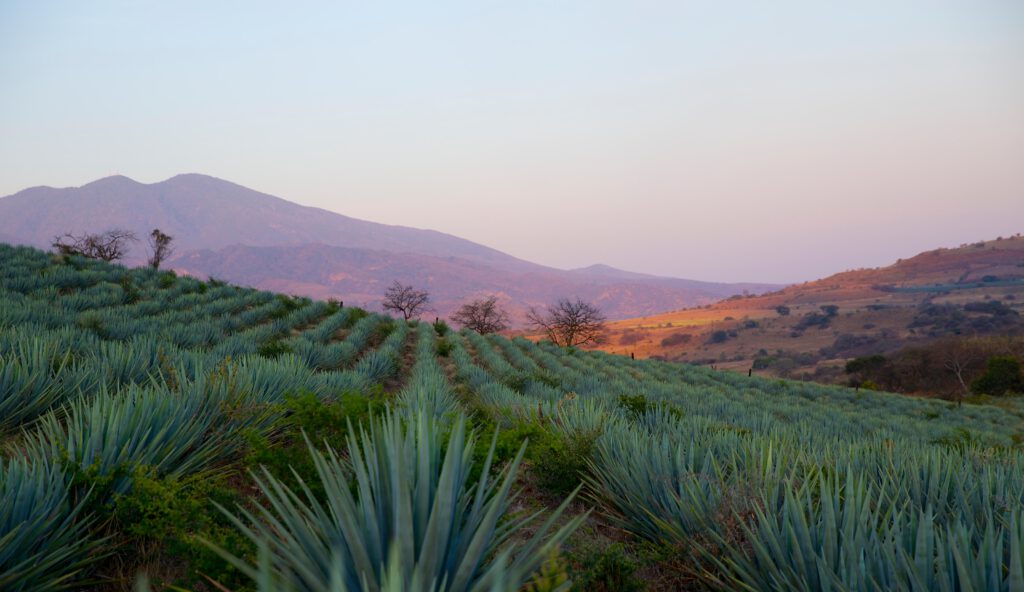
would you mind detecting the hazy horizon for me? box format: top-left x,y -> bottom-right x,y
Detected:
2,1 -> 1022,284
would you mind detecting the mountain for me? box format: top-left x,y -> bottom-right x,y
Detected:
0,174 -> 781,321
0,174 -> 537,270
597,235 -> 1024,378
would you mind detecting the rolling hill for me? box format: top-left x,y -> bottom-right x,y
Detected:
0,174 -> 780,321
596,235 -> 1024,381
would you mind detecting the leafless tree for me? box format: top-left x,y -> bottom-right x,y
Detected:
452,296 -> 510,334
527,297 -> 607,347
382,281 -> 430,320
52,229 -> 137,262
939,338 -> 979,406
147,228 -> 174,270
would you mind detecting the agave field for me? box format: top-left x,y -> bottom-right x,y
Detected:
1,242 -> 1024,591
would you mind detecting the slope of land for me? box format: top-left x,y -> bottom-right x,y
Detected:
0,174 -> 780,320
1,242 -> 1022,591
598,235 -> 1024,382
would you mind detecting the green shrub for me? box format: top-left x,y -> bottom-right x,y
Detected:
157,271 -> 176,289
569,543 -> 641,592
244,389 -> 385,500
531,428 -> 599,496
971,356 -> 1023,396
344,307 -> 369,327
111,466 -> 253,589
256,338 -> 293,359
433,318 -> 450,336
436,337 -> 453,357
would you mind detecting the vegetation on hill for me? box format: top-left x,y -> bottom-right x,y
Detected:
2,243 -> 1024,591
598,235 -> 1024,388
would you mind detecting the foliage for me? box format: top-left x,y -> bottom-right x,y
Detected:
0,456 -> 101,591
972,356 -> 1024,396
567,544 -> 641,592
216,411 -> 585,592
245,390 -> 386,500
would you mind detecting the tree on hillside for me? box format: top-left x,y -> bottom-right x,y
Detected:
147,228 -> 174,270
527,298 -> 607,347
452,296 -> 510,334
52,229 -> 137,262
971,356 -> 1024,396
775,305 -> 791,317
382,281 -> 430,320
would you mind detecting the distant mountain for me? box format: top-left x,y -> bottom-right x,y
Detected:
0,174 -> 782,321
0,174 -> 536,271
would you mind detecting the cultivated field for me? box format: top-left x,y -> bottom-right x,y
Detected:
2,243 -> 1024,591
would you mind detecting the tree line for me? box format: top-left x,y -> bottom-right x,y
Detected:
381,280 -> 606,346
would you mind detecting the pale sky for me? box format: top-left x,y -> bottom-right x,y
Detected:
2,1 -> 1022,283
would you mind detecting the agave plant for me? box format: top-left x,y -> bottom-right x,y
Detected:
0,338 -> 85,434
0,455 -> 102,590
215,411 -> 585,592
26,380 -> 256,495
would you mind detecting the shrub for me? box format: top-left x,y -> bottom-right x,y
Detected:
532,428 -> 600,496
707,330 -> 730,344
568,543 -> 642,592
111,466 -> 253,589
436,337 -> 453,357
971,356 -> 1023,396
256,338 -> 293,359
660,332 -> 691,347
845,354 -> 887,375
433,318 -> 450,336
245,389 -> 386,500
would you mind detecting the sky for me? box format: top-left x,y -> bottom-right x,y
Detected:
1,1 -> 1022,283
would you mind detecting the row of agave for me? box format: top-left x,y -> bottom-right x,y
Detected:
2,244 -> 589,590
457,328 -> 1024,590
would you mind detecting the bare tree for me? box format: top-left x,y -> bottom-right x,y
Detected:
451,296 -> 510,334
527,297 -> 607,347
147,228 -> 174,270
939,338 -> 979,406
52,229 -> 137,262
382,281 -> 430,320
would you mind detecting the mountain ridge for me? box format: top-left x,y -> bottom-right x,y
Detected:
0,174 -> 782,321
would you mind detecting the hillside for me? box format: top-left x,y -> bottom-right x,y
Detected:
0,174 -> 779,320
598,235 -> 1024,381
2,243 -> 1023,590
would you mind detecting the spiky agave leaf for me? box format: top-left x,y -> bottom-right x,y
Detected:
214,410 -> 585,592
25,380 -> 262,496
0,455 -> 102,590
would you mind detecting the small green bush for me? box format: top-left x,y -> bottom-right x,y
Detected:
971,356 -> 1023,396
568,543 -> 642,592
433,319 -> 450,336
157,271 -> 176,289
256,338 -> 293,358
531,428 -> 599,496
437,337 -> 453,357
245,389 -> 386,500
111,466 -> 253,589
